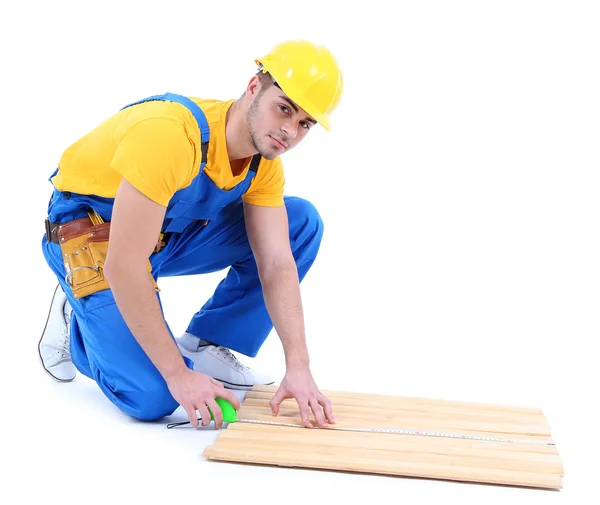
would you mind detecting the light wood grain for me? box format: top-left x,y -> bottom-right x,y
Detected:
248,385 -> 545,415
203,386 -> 563,489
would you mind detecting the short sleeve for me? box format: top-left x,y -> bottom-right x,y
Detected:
242,157 -> 285,207
110,117 -> 196,206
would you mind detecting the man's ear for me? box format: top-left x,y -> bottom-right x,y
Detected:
246,75 -> 262,101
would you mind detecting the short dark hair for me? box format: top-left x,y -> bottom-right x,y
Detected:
241,70 -> 275,99
256,70 -> 275,92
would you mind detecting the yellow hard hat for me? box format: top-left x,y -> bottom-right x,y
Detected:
255,40 -> 343,132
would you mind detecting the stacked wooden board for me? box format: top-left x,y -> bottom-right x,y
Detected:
203,385 -> 563,489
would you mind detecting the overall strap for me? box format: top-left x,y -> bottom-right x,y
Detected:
249,154 -> 261,173
121,93 -> 210,165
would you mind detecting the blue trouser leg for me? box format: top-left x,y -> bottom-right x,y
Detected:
42,239 -> 190,421
158,196 -> 324,357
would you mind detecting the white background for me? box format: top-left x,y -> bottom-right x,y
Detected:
1,1 -> 598,503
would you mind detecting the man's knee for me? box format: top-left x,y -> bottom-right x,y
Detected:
110,381 -> 179,422
285,196 -> 324,245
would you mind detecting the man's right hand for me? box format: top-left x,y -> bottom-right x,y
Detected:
166,368 -> 241,429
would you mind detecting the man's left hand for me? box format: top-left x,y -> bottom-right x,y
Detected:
269,367 -> 335,428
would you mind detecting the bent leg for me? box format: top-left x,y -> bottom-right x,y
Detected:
159,196 -> 324,357
73,292 -> 189,421
43,240 -> 191,421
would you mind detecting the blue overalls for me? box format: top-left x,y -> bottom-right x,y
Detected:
41,93 -> 324,421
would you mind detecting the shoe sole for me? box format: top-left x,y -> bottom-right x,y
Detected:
218,377 -> 275,390
38,284 -> 75,383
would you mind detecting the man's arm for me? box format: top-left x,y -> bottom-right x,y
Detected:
243,202 -> 333,428
104,178 -> 185,380
104,178 -> 240,427
243,202 -> 309,369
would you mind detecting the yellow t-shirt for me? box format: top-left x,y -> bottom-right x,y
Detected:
51,97 -> 285,207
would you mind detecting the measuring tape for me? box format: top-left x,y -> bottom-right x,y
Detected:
168,416 -> 555,446
232,418 -> 555,445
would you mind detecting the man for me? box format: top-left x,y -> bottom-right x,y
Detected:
38,40 -> 343,431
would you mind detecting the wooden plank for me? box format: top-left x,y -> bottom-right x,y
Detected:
217,425 -> 563,472
203,444 -> 562,489
247,386 -> 545,415
210,436 -> 562,475
202,386 -> 563,489
235,411 -> 554,441
223,422 -> 561,459
241,396 -> 548,425
238,405 -> 551,437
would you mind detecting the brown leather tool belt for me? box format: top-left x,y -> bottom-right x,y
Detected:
45,217 -> 167,253
45,217 -> 108,244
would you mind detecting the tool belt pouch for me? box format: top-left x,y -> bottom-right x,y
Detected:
58,219 -> 159,299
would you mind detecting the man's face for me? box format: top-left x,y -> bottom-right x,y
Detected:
246,81 -> 318,160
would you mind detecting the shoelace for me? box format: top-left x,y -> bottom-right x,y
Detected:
59,305 -> 72,359
214,346 -> 246,371
59,329 -> 70,359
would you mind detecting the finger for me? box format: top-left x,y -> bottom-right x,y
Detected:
309,397 -> 328,429
269,387 -> 290,416
297,398 -> 313,428
214,387 -> 241,411
206,398 -> 223,429
318,394 -> 335,424
184,405 -> 199,428
225,390 -> 241,411
197,404 -> 212,427
211,377 -> 224,388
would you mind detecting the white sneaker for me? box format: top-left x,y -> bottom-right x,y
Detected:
38,285 -> 77,382
177,332 -> 274,390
